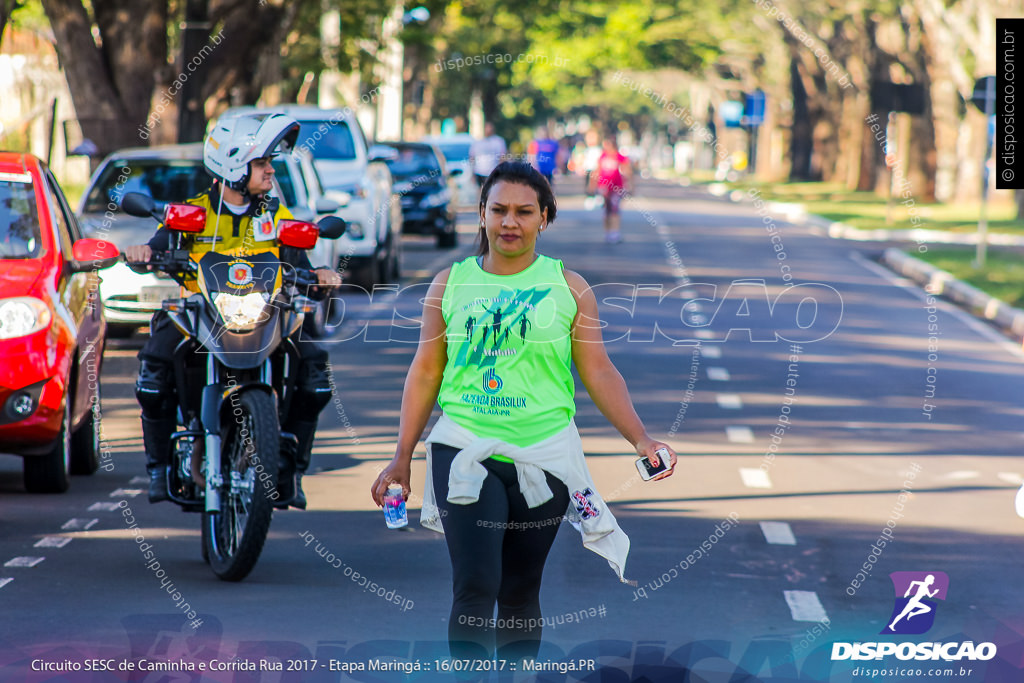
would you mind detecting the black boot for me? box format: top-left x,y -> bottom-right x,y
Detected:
282,420 -> 317,510
142,417 -> 176,503
276,432 -> 298,509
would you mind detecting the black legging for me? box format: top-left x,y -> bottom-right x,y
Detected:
430,443 -> 570,663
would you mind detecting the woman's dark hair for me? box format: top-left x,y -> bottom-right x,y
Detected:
476,161 -> 557,255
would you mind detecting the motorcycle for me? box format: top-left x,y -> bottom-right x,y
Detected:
121,192 -> 345,581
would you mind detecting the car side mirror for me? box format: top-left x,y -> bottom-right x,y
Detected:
315,196 -> 341,214
324,190 -> 351,208
316,216 -> 347,240
71,238 -> 121,272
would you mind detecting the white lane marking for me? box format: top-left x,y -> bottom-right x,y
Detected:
62,518 -> 99,531
707,367 -> 731,381
4,557 -> 45,568
700,345 -> 722,358
740,467 -> 772,488
680,290 -> 698,298
0,578 -> 12,589
850,252 -> 1024,360
727,426 -> 755,443
717,394 -> 743,409
784,590 -> 829,622
110,489 -> 144,498
760,521 -> 797,545
695,330 -> 715,339
997,472 -> 1024,485
88,502 -> 122,511
684,302 -> 703,313
34,536 -> 72,549
941,470 -> 979,480
129,476 -> 150,485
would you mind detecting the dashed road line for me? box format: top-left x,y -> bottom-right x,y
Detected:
716,394 -> 743,409
997,472 -> 1024,485
941,470 -> 979,480
109,488 -> 144,498
784,590 -> 829,622
700,345 -> 722,358
707,367 -> 731,381
5,557 -> 45,568
760,521 -> 797,545
34,537 -> 72,549
129,476 -> 149,485
88,502 -> 122,511
0,578 -> 12,589
726,426 -> 754,443
61,518 -> 99,531
695,330 -> 715,339
740,467 -> 772,488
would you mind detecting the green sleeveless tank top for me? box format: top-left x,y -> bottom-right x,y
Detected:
439,255 -> 578,452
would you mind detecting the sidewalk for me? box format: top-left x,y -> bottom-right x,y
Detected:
704,181 -> 1024,340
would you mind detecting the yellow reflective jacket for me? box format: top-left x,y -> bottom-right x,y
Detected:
148,186 -> 297,292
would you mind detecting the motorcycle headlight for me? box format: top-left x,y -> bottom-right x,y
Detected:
421,188 -> 450,208
213,292 -> 271,330
0,297 -> 52,340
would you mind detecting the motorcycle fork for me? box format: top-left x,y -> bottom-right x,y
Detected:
202,357 -> 276,513
202,354 -> 222,513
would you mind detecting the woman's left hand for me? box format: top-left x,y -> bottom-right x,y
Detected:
636,438 -> 677,481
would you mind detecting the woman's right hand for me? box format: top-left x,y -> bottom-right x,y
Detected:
370,457 -> 411,507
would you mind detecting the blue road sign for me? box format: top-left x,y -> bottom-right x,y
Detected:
743,91 -> 766,126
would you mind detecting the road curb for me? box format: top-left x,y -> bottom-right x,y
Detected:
701,180 -> 1024,246
692,181 -> 1024,338
879,248 -> 1024,338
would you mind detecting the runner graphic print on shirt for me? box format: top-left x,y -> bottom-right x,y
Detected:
450,285 -> 551,370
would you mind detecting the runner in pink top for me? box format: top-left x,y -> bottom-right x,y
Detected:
588,137 -> 632,244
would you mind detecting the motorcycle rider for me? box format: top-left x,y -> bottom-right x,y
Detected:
124,112 -> 342,509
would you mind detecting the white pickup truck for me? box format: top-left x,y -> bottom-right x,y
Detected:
223,105 -> 402,291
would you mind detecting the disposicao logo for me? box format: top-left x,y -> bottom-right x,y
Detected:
831,571 -> 997,663
883,571 -> 948,635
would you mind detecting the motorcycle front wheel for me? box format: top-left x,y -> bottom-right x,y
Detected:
201,389 -> 279,581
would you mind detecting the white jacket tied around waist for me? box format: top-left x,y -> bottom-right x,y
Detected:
421,414 -> 631,583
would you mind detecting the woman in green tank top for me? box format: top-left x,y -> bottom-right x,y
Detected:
371,161 -> 677,665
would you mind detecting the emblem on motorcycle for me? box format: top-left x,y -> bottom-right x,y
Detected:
227,261 -> 253,288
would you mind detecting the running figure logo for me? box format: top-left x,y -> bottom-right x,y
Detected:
882,571 -> 949,635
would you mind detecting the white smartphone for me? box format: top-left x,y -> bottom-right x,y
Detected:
635,447 -> 672,481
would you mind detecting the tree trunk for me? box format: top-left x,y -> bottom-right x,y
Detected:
203,0 -> 299,116
788,51 -> 815,180
40,0 -> 157,157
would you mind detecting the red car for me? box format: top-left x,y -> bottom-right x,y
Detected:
0,152 -> 120,492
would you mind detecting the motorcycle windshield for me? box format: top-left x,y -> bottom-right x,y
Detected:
196,251 -> 282,297
196,252 -> 283,332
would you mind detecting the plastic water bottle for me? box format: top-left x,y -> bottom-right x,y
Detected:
383,485 -> 408,529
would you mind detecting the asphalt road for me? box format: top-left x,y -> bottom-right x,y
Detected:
1,176 -> 1023,683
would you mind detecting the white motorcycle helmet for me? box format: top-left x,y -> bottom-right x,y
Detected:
203,112 -> 300,194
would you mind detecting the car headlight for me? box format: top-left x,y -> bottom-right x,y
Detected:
0,297 -> 52,340
213,292 -> 271,330
421,188 -> 451,208
345,221 -> 365,239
